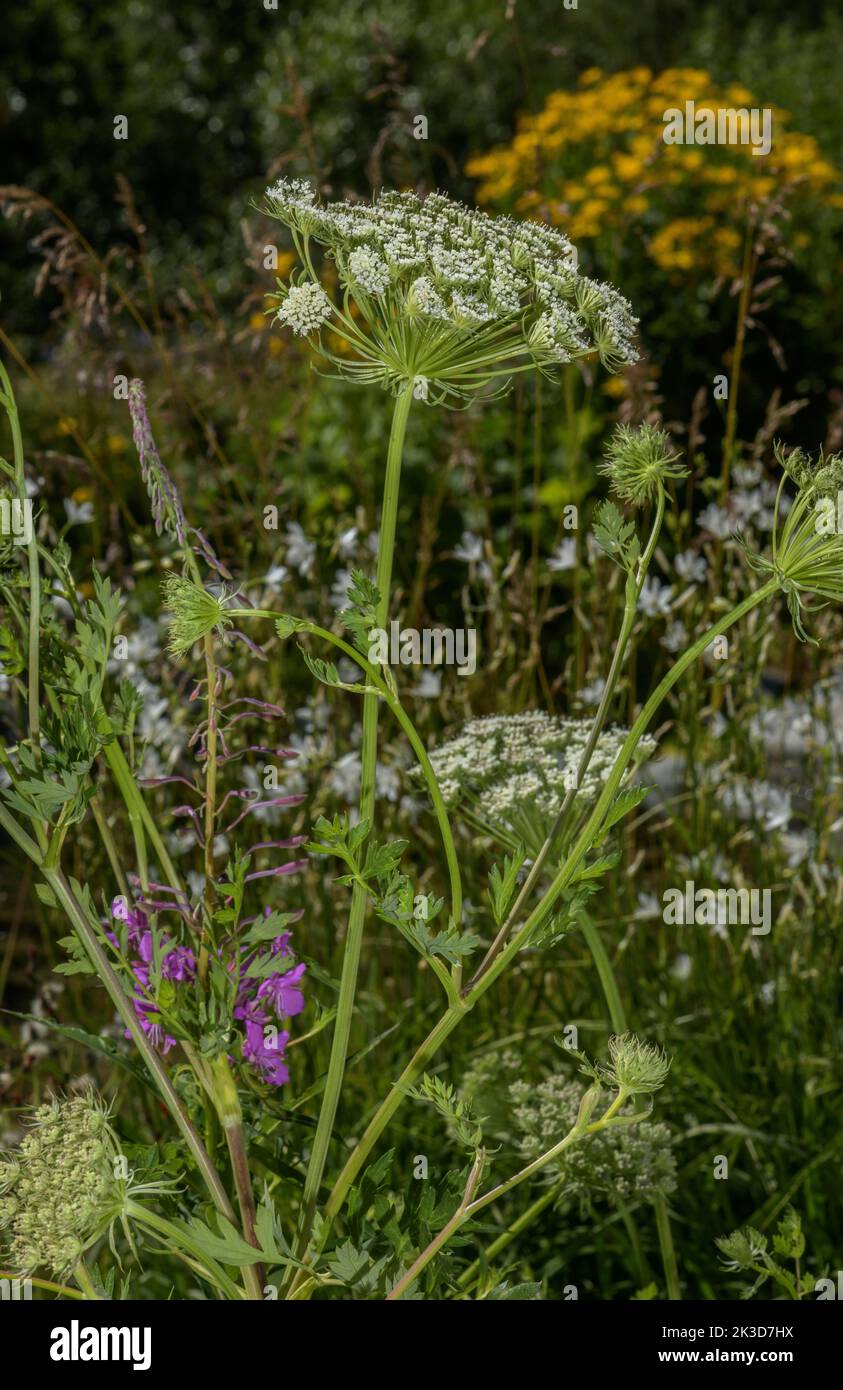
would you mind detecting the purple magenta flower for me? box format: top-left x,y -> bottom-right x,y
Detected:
256,962 -> 307,1018
108,899 -> 193,1056
162,944 -> 197,982
236,1000 -> 290,1086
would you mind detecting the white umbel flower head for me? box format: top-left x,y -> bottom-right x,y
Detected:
420,711 -> 655,853
264,181 -> 638,404
347,245 -> 391,295
275,279 -> 334,336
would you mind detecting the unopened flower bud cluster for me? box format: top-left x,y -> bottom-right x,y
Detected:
0,1092 -> 120,1276
509,1074 -> 677,1201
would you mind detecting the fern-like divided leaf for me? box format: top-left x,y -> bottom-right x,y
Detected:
339,570 -> 381,656
592,499 -> 640,571
487,845 -> 527,925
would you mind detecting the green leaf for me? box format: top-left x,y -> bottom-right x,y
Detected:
338,570 -> 381,656
35,882 -> 58,908
525,881 -> 600,950
487,846 -> 527,926
240,910 -> 298,947
0,623 -> 24,677
594,784 -> 652,845
772,1207 -> 805,1261
361,838 -> 408,882
592,499 -> 640,570
300,646 -> 370,693
300,649 -> 342,688
570,850 -> 620,883
631,1282 -> 659,1301
275,614 -> 305,639
484,1281 -> 542,1300
326,1238 -> 375,1287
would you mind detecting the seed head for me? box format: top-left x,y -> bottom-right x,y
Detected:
1,1091 -> 122,1276
601,1034 -> 671,1097
162,573 -> 232,657
599,423 -> 688,505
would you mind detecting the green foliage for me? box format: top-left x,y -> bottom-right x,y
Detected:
716,1208 -> 816,1299
592,499 -> 641,571
339,570 -> 382,656
405,1073 -> 484,1153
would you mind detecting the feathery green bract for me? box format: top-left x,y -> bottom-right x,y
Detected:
162,573 -> 231,657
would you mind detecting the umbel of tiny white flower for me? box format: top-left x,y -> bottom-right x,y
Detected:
740,443 -> 843,643
263,179 -> 639,405
0,1090 -> 174,1277
599,422 -> 689,506
421,711 -> 655,854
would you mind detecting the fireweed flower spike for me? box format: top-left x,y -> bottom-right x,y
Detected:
263,180 -> 639,402
259,182 -> 640,1263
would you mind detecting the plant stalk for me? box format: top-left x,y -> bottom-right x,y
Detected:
294,384 -> 414,1256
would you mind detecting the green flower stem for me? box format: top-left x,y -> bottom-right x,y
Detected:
0,1269 -> 85,1300
89,793 -> 132,901
73,1260 -> 101,1300
0,802 -> 43,862
103,740 -> 185,894
386,1148 -> 486,1303
579,910 -> 627,1035
655,1191 -> 681,1302
468,488 -> 666,989
294,383 -> 414,1258
199,630 -> 220,982
296,578 -> 778,1284
0,362 -> 41,767
387,1089 -> 622,1300
455,1174 -> 566,1293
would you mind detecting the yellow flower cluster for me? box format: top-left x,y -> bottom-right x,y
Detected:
467,67 -> 841,277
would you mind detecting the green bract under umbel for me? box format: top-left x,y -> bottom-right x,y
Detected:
599,422 -> 689,506
741,444 -> 843,643
263,180 -> 639,403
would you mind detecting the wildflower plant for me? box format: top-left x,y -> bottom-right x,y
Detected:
2,166 -> 843,1304
423,711 -> 656,856
716,1207 -> 818,1300
467,66 -> 842,279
